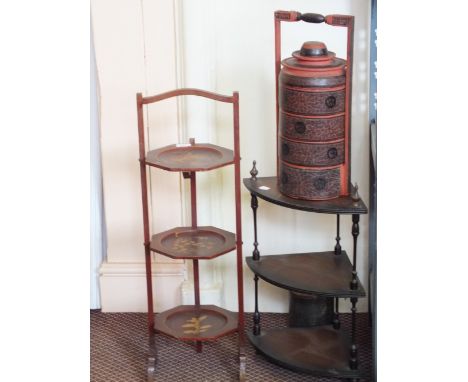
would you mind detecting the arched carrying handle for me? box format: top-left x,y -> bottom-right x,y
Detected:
267,11 -> 326,23
274,10 -> 353,27
298,13 -> 325,23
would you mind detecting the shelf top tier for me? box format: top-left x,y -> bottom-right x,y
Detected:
151,226 -> 236,260
154,304 -> 238,341
243,176 -> 368,214
145,143 -> 234,172
246,251 -> 365,297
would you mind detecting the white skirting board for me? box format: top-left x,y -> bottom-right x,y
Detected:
99,261 -> 185,312
99,261 -> 225,312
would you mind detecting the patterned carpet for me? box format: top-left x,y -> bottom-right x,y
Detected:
91,311 -> 374,381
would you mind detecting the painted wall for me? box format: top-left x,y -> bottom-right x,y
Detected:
91,0 -> 185,312
179,0 -> 370,313
92,0 -> 370,313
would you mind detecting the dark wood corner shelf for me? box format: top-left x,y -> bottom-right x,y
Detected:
246,251 -> 365,297
247,326 -> 361,379
150,226 -> 236,260
245,160 -> 368,379
145,143 -> 234,172
243,176 -> 368,214
154,305 -> 238,341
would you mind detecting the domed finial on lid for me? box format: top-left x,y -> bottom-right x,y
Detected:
300,41 -> 328,57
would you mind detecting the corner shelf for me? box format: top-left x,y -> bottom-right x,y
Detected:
137,88 -> 245,381
245,170 -> 367,380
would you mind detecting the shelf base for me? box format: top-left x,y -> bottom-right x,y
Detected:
154,305 -> 238,341
247,326 -> 361,378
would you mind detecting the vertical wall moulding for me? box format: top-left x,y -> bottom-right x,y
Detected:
90,26 -> 106,310
93,0 -> 185,312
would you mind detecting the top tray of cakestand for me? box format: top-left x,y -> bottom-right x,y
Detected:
145,143 -> 234,172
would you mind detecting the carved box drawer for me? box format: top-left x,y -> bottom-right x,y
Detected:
278,161 -> 341,200
280,87 -> 345,116
280,112 -> 345,142
280,137 -> 345,167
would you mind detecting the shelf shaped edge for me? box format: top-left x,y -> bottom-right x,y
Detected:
243,176 -> 368,214
246,251 -> 366,297
247,327 -> 362,378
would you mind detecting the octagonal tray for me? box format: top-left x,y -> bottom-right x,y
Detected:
145,143 -> 234,171
154,305 -> 238,341
150,226 -> 236,259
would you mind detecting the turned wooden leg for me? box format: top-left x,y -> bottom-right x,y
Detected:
253,275 -> 261,335
335,214 -> 342,255
350,214 -> 360,290
333,297 -> 341,329
251,192 -> 261,335
349,214 -> 360,370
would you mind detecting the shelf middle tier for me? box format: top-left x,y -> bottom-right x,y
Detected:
151,226 -> 236,260
145,143 -> 234,172
247,251 -> 365,297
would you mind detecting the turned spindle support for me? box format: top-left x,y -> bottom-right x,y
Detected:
334,214 -> 342,255
349,211 -> 360,371
332,298 -> 340,330
251,194 -> 260,261
333,215 -> 342,330
349,297 -> 358,370
251,186 -> 261,335
253,275 -> 261,335
250,162 -> 261,336
350,214 -> 360,290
